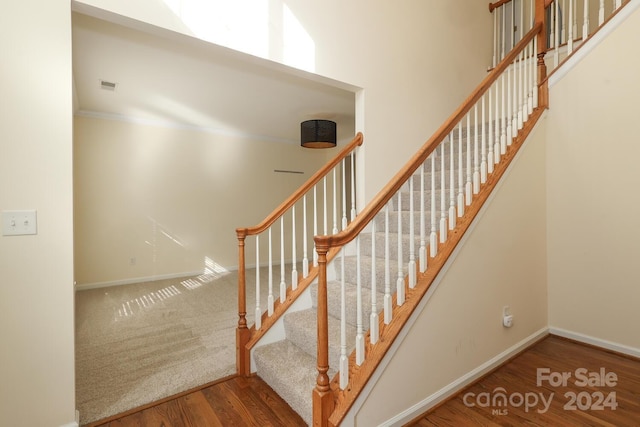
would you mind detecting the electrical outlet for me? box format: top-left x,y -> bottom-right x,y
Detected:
503,305 -> 514,328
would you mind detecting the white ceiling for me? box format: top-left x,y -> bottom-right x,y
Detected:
72,12 -> 356,144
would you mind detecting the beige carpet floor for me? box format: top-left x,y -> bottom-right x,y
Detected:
75,267 -> 279,425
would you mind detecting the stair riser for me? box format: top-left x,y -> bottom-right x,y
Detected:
358,232 -> 424,263
310,281 -> 387,331
334,255 -> 404,290
283,310 -> 355,375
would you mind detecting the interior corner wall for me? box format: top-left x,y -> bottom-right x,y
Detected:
73,115 -> 331,286
73,0 -> 493,205
0,1 -> 76,426
546,7 -> 640,351
355,118 -> 549,426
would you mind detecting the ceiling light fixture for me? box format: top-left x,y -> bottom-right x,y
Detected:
300,119 -> 336,148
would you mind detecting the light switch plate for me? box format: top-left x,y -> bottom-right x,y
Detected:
2,210 -> 37,236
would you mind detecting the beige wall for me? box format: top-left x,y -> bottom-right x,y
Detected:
0,1 -> 76,426
355,117 -> 549,425
74,115 -> 332,285
0,1 -> 495,424
74,0 -> 493,204
547,7 -> 640,350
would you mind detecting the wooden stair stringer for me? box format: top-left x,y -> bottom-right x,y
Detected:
327,106 -> 546,427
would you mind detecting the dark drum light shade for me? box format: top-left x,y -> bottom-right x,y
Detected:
300,119 -> 337,148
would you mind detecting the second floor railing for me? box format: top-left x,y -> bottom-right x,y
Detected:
490,0 -> 629,71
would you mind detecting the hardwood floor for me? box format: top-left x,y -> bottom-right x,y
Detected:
408,335 -> 640,426
86,335 -> 640,426
86,375 -> 305,427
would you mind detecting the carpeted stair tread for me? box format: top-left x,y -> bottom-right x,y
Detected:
310,280 -> 387,331
335,254 -> 404,290
254,339 -> 335,425
356,233 -> 423,263
284,308 -> 356,371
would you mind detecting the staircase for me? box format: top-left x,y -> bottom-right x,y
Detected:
236,1 -> 634,425
253,145 -> 478,424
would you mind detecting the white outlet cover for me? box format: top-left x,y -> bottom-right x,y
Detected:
2,210 -> 37,236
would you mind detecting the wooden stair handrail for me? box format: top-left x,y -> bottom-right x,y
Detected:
313,21 -> 546,427
236,132 -> 363,239
315,24 -> 542,253
489,0 -> 513,13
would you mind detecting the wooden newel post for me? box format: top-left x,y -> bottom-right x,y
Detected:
312,240 -> 334,427
236,229 -> 251,376
536,0 -> 549,108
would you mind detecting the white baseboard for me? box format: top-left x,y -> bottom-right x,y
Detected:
59,422 -> 79,427
74,269 -> 213,291
381,327 -> 549,427
549,327 -> 640,359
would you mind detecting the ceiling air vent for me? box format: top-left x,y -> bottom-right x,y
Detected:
100,80 -> 117,91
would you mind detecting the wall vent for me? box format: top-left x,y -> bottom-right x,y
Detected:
100,80 -> 117,91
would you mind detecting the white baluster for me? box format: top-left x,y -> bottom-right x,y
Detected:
500,71 -> 507,155
419,163 -> 427,273
473,104 -> 481,194
518,52 -> 525,129
457,122 -> 465,217
583,0 -> 590,41
332,168 -> 338,234
530,0 -> 535,30
397,190 -> 405,306
255,235 -> 261,330
573,0 -> 578,42
561,0 -> 567,44
522,48 -> 529,124
339,249 -> 348,389
313,186 -> 318,267
615,0 -> 622,10
481,95 -> 488,183
512,58 -> 519,139
356,235 -> 364,365
492,8 -> 497,67
518,0 -> 523,47
292,206 -> 298,290
487,85 -> 495,174
494,80 -> 501,165
599,0 -> 605,25
568,0 -> 575,54
448,132 -> 456,230
528,41 -> 534,115
509,2 -> 516,50
532,37 -> 539,110
440,145 -> 448,242
370,220 -> 379,343
323,177 -> 328,235
302,195 -> 309,277
493,73 -> 504,165
350,152 -> 356,222
500,6 -> 506,60
384,202 -> 392,324
342,158 -> 347,230
430,154 -> 438,257
465,113 -> 473,205
409,174 -> 417,288
268,227 -> 274,316
553,0 -> 560,68
280,217 -> 286,303
507,63 -> 513,144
